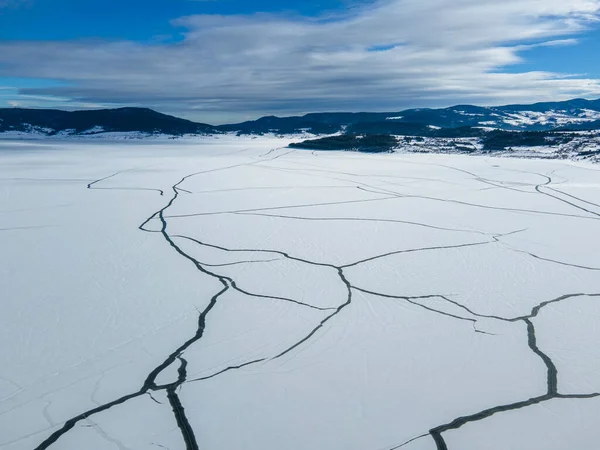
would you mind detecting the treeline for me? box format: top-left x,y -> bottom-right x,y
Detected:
481,130 -> 575,150
289,130 -> 580,153
289,134 -> 398,152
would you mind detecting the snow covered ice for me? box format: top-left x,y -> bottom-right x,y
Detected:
1,136 -> 600,450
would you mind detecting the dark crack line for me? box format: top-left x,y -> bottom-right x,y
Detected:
188,359 -> 268,383
556,393 -> 600,399
430,164 -> 537,194
173,234 -> 338,269
546,186 -> 600,209
89,186 -> 165,196
273,268 -> 353,359
506,246 -> 600,271
172,236 -> 337,310
138,211 -> 159,232
259,146 -> 285,157
352,287 -> 477,325
388,433 -> 429,450
354,285 -> 505,329
87,169 -> 138,189
471,177 -> 533,194
163,195 -> 399,219
426,292 -> 600,450
428,388 -> 600,450
171,237 -> 336,311
429,394 -> 553,450
86,168 -> 165,196
233,211 -> 490,236
455,292 -> 600,324
266,149 -> 296,161
525,293 -> 600,321
256,161 -> 494,224
341,240 -> 491,269
524,318 -> 557,395
356,186 -> 600,222
255,162 -> 423,200
344,228 -> 530,271
147,392 -> 162,405
36,155 -> 599,450
33,391 -> 145,449
35,166 -> 239,449
245,154 -> 600,448
253,160 -> 461,187
172,158 -> 600,449
429,361 -> 592,449
166,388 -> 197,449
151,444 -> 170,450
517,170 -> 600,219
233,285 -> 338,311
536,184 -> 600,218
352,277 -> 600,449
199,258 -> 281,268
165,357 -> 198,450
34,283 -> 229,450
142,284 -> 228,393
360,289 -> 600,325
191,185 -> 352,195
35,154 -> 358,449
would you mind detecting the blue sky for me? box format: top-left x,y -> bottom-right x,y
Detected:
0,0 -> 353,40
1,0 -> 600,123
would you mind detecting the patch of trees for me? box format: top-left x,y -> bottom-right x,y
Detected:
481,130 -> 574,151
289,134 -> 399,152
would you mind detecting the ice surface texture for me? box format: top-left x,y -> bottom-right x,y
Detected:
1,137 -> 600,450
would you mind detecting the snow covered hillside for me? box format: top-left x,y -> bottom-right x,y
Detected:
1,137 -> 600,450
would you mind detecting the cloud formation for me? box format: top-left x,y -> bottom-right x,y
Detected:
1,0 -> 600,121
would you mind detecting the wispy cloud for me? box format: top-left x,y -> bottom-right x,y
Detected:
1,0 -> 600,120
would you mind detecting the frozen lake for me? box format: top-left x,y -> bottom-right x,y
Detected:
1,137 -> 600,450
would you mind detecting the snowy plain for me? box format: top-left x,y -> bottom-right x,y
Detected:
1,136 -> 600,450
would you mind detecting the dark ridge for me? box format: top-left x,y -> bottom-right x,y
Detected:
496,98 -> 600,113
346,122 -> 485,136
216,115 -> 339,135
557,119 -> 600,131
0,107 -> 216,135
3,97 -> 600,137
219,97 -> 600,133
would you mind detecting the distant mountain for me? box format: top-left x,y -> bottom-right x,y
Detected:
0,107 -> 216,135
216,115 -> 338,135
222,98 -> 600,134
556,119 -> 600,131
2,98 -> 600,138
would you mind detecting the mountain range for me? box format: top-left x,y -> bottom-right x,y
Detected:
2,98 -> 600,137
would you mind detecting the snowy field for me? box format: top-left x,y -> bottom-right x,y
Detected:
1,136 -> 600,450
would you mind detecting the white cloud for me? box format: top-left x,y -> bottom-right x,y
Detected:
1,0 -> 600,121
